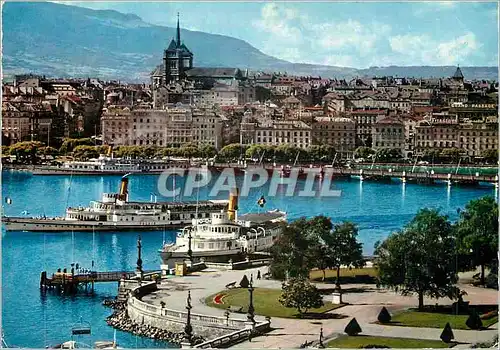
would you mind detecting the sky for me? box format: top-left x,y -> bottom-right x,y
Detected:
56,1 -> 498,68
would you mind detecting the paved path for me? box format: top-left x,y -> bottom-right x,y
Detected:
140,267 -> 498,348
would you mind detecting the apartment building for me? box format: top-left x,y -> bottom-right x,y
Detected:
371,117 -> 405,154
312,116 -> 356,158
240,120 -> 312,149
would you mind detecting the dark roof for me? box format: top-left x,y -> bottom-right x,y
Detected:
180,42 -> 192,55
167,39 -> 177,51
453,66 -> 464,79
185,67 -> 242,79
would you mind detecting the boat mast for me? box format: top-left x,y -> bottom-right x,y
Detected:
91,226 -> 95,270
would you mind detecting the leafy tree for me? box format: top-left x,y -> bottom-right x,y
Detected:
307,216 -> 335,281
59,138 -> 93,154
344,318 -> 362,336
245,144 -> 273,160
456,196 -> 498,285
330,222 -> 364,289
269,218 -> 316,280
73,145 -> 99,160
39,146 -> 59,159
198,144 -> 217,159
2,145 -> 10,156
440,148 -> 463,163
278,277 -> 323,316
9,141 -> 45,164
421,149 -> 441,163
307,145 -> 335,162
481,149 -> 498,164
354,147 -> 374,160
375,209 -> 459,310
219,143 -> 246,160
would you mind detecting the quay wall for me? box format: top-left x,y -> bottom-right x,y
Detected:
126,282 -> 255,339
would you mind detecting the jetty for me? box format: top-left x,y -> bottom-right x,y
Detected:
40,269 -> 161,294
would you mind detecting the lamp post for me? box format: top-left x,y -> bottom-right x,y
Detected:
183,291 -> 193,346
187,228 -> 193,263
136,235 -> 143,281
247,274 -> 255,326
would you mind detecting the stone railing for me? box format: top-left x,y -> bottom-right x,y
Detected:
127,282 -> 247,332
194,321 -> 271,349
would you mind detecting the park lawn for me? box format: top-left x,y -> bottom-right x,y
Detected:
327,335 -> 452,348
309,267 -> 378,283
390,310 -> 498,330
205,287 -> 343,318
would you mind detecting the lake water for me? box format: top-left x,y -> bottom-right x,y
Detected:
1,170 -> 497,347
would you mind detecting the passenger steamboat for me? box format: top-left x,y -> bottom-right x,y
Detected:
159,189 -> 286,267
3,175 -> 228,232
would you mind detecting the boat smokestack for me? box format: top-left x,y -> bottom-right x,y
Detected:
227,188 -> 239,222
119,174 -> 130,201
107,144 -> 113,157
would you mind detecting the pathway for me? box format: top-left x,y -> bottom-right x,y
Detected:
140,267 -> 498,348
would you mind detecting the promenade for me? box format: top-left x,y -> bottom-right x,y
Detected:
140,267 -> 498,348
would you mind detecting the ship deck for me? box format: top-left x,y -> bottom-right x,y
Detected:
238,211 -> 286,224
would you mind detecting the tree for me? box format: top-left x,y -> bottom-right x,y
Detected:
269,218 -> 316,280
73,145 -> 99,160
308,216 -> 335,282
219,144 -> 246,160
9,141 -> 45,164
278,277 -> 323,316
198,144 -> 217,159
375,209 -> 460,311
481,149 -> 498,164
59,138 -> 93,154
456,196 -> 498,285
440,148 -> 463,163
330,222 -> 364,289
354,147 -> 374,160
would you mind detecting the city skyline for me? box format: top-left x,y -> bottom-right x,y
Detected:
53,1 -> 499,68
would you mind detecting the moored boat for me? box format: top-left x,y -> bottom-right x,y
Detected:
3,175 -> 228,232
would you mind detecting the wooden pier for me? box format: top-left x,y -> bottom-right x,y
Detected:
39,269 -> 160,294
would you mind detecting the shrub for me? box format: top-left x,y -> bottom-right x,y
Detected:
344,317 -> 362,336
377,307 -> 392,323
466,310 -> 483,330
278,277 -> 323,316
239,275 -> 249,288
440,322 -> 454,343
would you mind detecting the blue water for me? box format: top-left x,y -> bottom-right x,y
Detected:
1,170 -> 497,348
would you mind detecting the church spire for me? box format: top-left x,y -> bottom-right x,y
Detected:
176,12 -> 181,48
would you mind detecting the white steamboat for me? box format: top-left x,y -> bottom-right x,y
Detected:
159,189 -> 286,267
3,175 -> 227,232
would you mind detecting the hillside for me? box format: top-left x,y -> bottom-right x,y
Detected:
2,2 -> 497,82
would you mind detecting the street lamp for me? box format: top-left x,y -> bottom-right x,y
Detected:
183,291 -> 193,345
247,274 -> 255,326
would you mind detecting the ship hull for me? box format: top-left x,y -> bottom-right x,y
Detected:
2,217 -> 193,232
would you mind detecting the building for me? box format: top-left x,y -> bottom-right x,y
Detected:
102,104 -> 222,149
346,108 -> 388,147
312,116 -> 356,158
240,120 -> 312,149
371,117 -> 405,155
414,118 -> 459,155
458,122 -> 498,158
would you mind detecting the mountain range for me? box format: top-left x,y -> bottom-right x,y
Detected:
2,2 -> 498,82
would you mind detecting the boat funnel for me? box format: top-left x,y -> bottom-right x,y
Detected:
227,188 -> 239,222
107,144 -> 113,157
118,175 -> 130,201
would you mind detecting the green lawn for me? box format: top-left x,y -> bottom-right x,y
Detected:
390,308 -> 498,330
327,335 -> 452,348
309,267 -> 378,284
205,287 -> 344,319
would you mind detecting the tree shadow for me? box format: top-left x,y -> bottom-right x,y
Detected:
296,312 -> 348,320
313,275 -> 377,284
320,287 -> 377,295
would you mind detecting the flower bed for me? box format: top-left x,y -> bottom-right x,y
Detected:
213,293 -> 226,305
